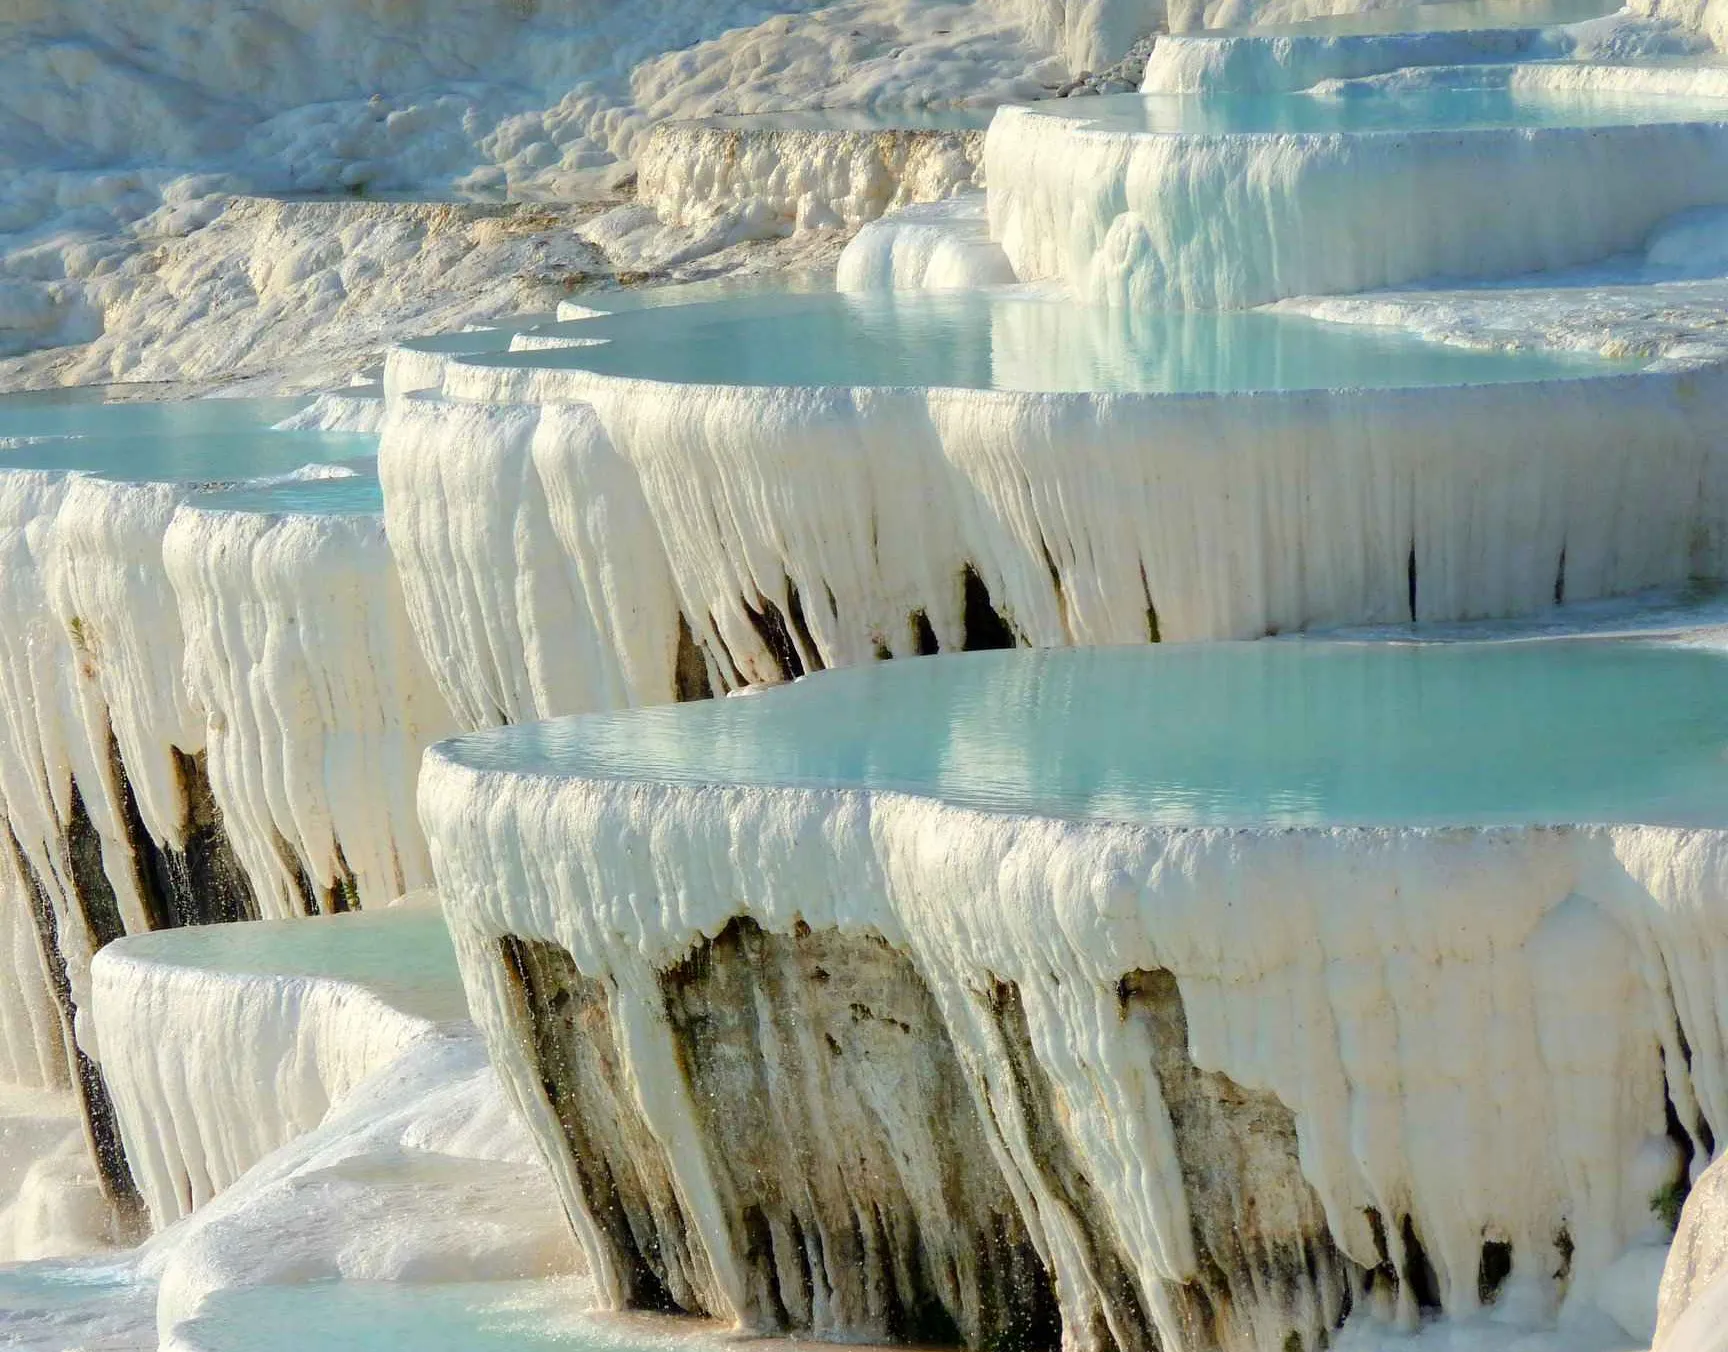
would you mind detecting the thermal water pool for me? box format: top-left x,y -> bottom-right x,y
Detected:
0,391 -> 310,441
0,429 -> 375,485
169,1279 -> 721,1352
435,638 -> 1728,828
99,906 -> 466,1026
1200,0 -> 1618,38
489,289 -> 1630,392
192,467 -> 384,516
1048,81 -> 1728,133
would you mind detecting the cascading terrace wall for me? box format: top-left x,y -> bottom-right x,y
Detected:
12,305 -> 1728,1244
381,347 -> 1728,732
419,746 -> 1720,1352
985,65 -> 1728,310
0,464 -> 449,1218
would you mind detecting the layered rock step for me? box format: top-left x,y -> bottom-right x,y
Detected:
423,637 -> 1719,1350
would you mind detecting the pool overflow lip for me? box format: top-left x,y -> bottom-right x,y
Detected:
430,637 -> 1728,831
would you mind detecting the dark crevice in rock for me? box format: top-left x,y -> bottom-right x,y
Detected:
746,590 -> 809,681
1477,1240 -> 1513,1306
1140,563 -> 1161,644
1553,547 -> 1567,607
163,748 -> 258,926
961,566 -> 1018,652
1659,1070 -> 1698,1230
114,742 -> 256,930
1120,968 -> 1354,1351
1398,1216 -> 1442,1314
66,779 -> 127,949
1039,539 -> 1068,637
498,937 -> 708,1315
1359,1207 -> 1399,1312
911,610 -> 941,657
659,919 -> 1058,1348
784,582 -> 823,674
325,845 -> 360,914
675,614 -> 715,703
6,826 -> 144,1236
984,979 -> 1151,1352
1406,545 -> 1418,624
275,831 -> 323,918
1671,1018 -> 1715,1160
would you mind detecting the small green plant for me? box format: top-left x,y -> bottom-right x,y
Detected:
1652,1178 -> 1689,1232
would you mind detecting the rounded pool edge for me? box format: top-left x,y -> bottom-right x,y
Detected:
424,636 -> 1728,833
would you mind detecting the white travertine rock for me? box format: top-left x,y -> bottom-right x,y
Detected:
421,741 -> 1725,1346
164,502 -> 453,918
641,120 -> 986,233
988,64 -> 1728,308
837,196 -> 1018,291
91,907 -> 472,1229
383,349 -> 1728,729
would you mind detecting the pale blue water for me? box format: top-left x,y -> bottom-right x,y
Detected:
488,291 -> 1629,392
397,278 -> 830,362
0,429 -> 377,485
194,468 -> 384,516
0,1259 -> 154,1351
110,908 -> 465,1022
174,1280 -> 699,1352
442,641 -> 1728,828
1062,84 -> 1728,134
1218,0 -> 1616,37
395,315 -> 562,357
558,270 -> 835,316
0,392 -> 308,441
696,107 -> 996,131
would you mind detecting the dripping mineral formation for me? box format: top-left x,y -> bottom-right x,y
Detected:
422,641 -> 1727,1351
8,0 -> 1728,1349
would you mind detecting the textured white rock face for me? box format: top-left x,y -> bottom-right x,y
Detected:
0,1084 -> 112,1262
1636,0 -> 1728,51
0,0 -> 1064,389
0,466 -> 160,1034
50,476 -> 207,861
0,439 -> 459,1236
272,386 -> 385,436
0,0 -> 1068,230
0,446 -> 452,941
836,196 -> 1017,291
13,196 -> 606,395
421,744 -> 1723,1347
379,395 -> 687,729
640,122 -> 986,233
164,503 -> 453,918
1657,1154 -> 1728,1351
147,1034 -> 578,1352
387,352 -> 1728,729
1141,25 -> 1569,94
987,68 -> 1728,309
0,861 -> 64,1092
90,907 -> 470,1231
